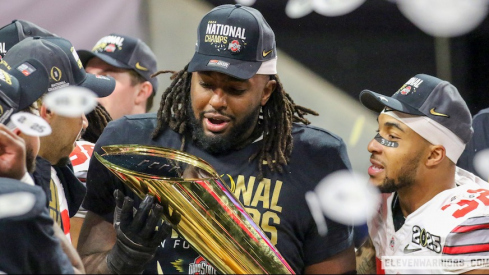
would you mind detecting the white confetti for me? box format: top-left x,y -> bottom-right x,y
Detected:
10,112 -> 52,137
43,86 -> 97,118
474,148 -> 489,181
314,170 -> 380,226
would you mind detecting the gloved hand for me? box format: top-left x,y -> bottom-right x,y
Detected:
106,190 -> 173,274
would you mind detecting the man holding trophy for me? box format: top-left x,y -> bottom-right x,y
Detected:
77,4 -> 356,274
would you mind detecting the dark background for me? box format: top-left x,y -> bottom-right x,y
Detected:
205,0 -> 489,116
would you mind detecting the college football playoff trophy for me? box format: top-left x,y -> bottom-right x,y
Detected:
95,144 -> 294,274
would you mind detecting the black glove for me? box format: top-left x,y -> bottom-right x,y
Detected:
106,190 -> 172,274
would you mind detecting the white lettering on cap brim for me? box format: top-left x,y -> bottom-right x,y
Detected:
43,86 -> 97,118
10,112 -> 52,137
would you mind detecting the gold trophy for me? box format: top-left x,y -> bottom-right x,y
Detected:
95,145 -> 294,274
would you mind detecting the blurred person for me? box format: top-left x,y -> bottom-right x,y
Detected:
1,36 -> 115,244
77,4 -> 355,274
78,33 -> 158,121
0,64 -> 84,273
356,74 -> 489,274
70,34 -> 160,245
457,108 -> 489,181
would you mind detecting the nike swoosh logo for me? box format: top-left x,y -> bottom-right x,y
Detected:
404,244 -> 421,254
135,62 -> 148,71
430,108 -> 449,118
262,49 -> 273,57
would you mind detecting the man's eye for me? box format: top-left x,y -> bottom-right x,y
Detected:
229,88 -> 246,94
388,135 -> 399,140
199,82 -> 212,89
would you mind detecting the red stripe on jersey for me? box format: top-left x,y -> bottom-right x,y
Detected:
443,243 -> 489,255
376,257 -> 385,274
61,209 -> 70,235
452,223 -> 489,233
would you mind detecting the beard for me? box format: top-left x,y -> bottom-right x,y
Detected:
54,156 -> 71,167
377,153 -> 421,193
26,148 -> 36,174
187,101 -> 261,155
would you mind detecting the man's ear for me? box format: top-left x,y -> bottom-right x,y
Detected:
39,104 -> 53,122
261,78 -> 276,106
426,145 -> 446,167
135,81 -> 153,105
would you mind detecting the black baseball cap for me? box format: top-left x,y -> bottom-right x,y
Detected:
0,59 -> 49,124
1,36 -> 115,98
77,34 -> 158,94
359,74 -> 473,144
0,19 -> 56,58
188,4 -> 277,80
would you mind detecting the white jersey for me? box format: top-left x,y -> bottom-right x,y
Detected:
69,140 -> 94,183
369,168 -> 489,274
69,140 -> 94,219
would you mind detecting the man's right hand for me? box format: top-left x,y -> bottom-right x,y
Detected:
106,190 -> 172,274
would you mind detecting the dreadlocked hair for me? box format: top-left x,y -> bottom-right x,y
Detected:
151,65 -> 318,179
82,102 -> 113,143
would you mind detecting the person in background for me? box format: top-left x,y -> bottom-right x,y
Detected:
1,36 -> 115,245
457,108 -> 489,181
78,33 -> 159,121
0,61 -> 84,274
69,33 -> 159,247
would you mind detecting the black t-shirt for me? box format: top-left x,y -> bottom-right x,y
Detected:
84,113 -> 354,274
458,108 -> 489,180
0,177 -> 74,274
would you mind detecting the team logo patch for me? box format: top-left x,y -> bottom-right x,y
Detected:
204,22 -> 247,53
16,62 -> 36,77
188,256 -> 216,274
105,44 -> 116,52
411,225 -> 441,253
50,66 -> 62,82
395,77 -> 424,96
92,35 -> 124,53
207,59 -> 230,69
228,40 -> 241,53
400,85 -> 412,95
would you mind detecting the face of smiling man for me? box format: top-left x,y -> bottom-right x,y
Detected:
188,71 -> 275,154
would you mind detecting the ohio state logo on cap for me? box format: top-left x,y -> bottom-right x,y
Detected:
228,40 -> 241,54
400,86 -> 411,95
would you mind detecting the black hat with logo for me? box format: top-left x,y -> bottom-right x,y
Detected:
77,34 -> 158,94
188,4 -> 277,80
0,19 -> 56,58
359,73 -> 473,144
2,36 -> 115,98
0,59 -> 49,124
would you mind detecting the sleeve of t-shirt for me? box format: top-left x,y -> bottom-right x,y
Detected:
300,130 -> 354,266
458,109 -> 489,179
82,119 -> 127,223
0,184 -> 74,274
442,215 -> 489,273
